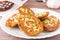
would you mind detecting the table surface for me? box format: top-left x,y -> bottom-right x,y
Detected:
0,0 -> 60,40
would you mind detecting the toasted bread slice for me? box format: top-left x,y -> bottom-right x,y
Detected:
18,6 -> 34,15
6,13 -> 20,27
17,14 -> 43,36
35,12 -> 49,21
43,16 -> 59,31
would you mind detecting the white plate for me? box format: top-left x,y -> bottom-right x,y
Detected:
0,8 -> 60,39
0,0 -> 27,17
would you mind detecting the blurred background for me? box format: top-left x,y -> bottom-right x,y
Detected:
0,0 -> 60,40
23,0 -> 60,12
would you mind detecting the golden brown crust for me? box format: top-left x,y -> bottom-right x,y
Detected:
6,13 -> 20,27
18,6 -> 34,15
17,14 -> 43,36
43,16 -> 59,31
59,20 -> 60,26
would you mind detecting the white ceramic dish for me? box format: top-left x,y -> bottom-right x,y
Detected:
0,8 -> 60,39
0,0 -> 27,17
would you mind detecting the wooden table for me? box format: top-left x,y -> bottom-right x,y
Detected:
0,0 -> 60,40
